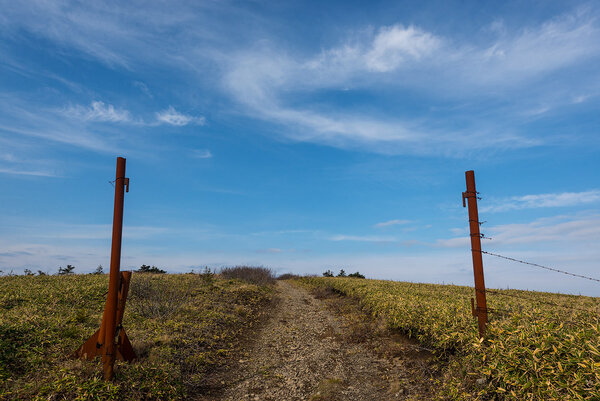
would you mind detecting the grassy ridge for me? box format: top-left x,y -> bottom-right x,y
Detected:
296,277 -> 600,400
0,273 -> 273,400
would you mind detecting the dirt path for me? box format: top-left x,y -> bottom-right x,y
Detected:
215,281 -> 434,401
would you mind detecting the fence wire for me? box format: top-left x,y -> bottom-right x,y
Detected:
476,249 -> 600,284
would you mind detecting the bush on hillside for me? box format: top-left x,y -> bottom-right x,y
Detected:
277,273 -> 301,280
137,264 -> 166,274
220,266 -> 275,285
128,274 -> 192,318
57,265 -> 75,275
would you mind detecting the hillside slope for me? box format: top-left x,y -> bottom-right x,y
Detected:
297,277 -> 600,400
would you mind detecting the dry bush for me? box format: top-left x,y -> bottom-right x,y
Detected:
277,273 -> 300,280
219,266 -> 275,285
128,275 -> 193,318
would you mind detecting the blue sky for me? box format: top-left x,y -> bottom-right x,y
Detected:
1,1 -> 599,295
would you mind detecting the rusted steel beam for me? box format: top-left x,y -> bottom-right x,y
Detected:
463,170 -> 488,338
114,271 -> 135,362
73,271 -> 135,362
103,156 -> 129,380
72,157 -> 134,379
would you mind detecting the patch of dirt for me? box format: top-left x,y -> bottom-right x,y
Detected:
207,281 -> 438,401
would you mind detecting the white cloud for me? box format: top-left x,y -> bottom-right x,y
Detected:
0,167 -> 59,177
488,214 -> 600,245
365,25 -> 441,72
329,234 -> 396,242
436,213 -> 600,248
192,149 -> 212,159
481,190 -> 600,212
133,81 -> 153,98
473,11 -> 600,82
155,106 -> 205,126
374,219 -> 410,228
256,248 -> 284,254
65,101 -> 131,123
0,95 -> 113,152
224,11 -> 600,154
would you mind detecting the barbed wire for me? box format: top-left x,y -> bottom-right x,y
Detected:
471,248 -> 600,283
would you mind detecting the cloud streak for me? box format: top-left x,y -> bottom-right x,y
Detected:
64,101 -> 131,123
223,11 -> 600,154
2,3 -> 599,155
481,190 -> 600,212
374,219 -> 410,228
155,106 -> 205,126
0,167 -> 60,177
329,234 -> 397,242
192,149 -> 213,159
437,213 -> 600,248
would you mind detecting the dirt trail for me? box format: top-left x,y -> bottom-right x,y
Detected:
214,281 -> 434,401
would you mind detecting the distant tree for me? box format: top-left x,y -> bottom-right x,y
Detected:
92,265 -> 104,275
348,272 -> 365,279
58,265 -> 75,275
137,264 -> 166,274
23,269 -> 34,276
322,269 -> 334,277
337,269 -> 346,277
37,270 -> 47,276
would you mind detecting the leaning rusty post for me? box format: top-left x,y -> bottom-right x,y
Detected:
73,157 -> 134,379
102,156 -> 129,380
73,270 -> 136,364
463,170 -> 488,338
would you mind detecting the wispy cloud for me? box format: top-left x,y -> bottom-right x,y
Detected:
64,101 -> 131,123
481,190 -> 600,212
436,213 -> 600,248
488,214 -> 600,245
192,149 -> 213,159
365,25 -> 441,72
155,106 -> 205,126
222,9 -> 600,154
133,81 -> 153,98
374,219 -> 410,228
329,234 -> 396,242
0,95 -> 112,152
3,3 -> 599,155
0,167 -> 60,177
62,102 -> 206,127
256,248 -> 284,254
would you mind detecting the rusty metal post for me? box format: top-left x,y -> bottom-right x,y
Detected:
463,170 -> 488,338
72,157 -> 134,377
73,270 -> 136,363
100,157 -> 129,380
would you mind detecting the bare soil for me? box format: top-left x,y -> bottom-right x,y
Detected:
205,281 -> 439,401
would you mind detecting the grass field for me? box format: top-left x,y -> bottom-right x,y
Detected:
0,272 -> 273,400
296,276 -> 600,400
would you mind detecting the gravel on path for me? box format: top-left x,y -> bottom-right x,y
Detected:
215,280 -> 433,401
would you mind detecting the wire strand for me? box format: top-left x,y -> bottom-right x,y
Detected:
474,249 -> 600,283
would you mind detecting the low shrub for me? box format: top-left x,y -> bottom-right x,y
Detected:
137,264 -> 166,274
128,275 -> 192,318
220,266 -> 275,285
277,273 -> 300,280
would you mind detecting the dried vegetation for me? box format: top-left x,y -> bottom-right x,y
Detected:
0,272 -> 273,400
297,276 -> 600,400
